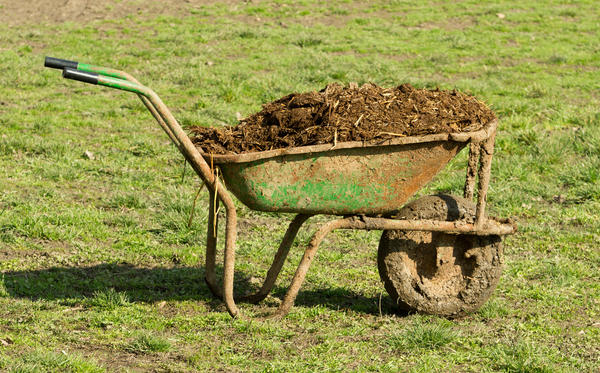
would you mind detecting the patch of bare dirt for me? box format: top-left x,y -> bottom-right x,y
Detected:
411,16 -> 478,31
190,82 -> 495,154
0,248 -> 40,261
0,243 -> 81,268
0,0 -> 239,26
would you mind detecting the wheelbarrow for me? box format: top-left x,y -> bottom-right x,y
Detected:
44,57 -> 516,318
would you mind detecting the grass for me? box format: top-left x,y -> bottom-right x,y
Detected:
124,334 -> 171,354
0,350 -> 104,373
87,288 -> 131,310
386,319 -> 458,351
489,342 -> 556,373
0,0 -> 599,371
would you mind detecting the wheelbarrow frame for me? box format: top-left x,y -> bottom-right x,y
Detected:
44,57 -> 515,318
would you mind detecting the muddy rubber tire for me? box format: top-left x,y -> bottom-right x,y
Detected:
378,194 -> 503,317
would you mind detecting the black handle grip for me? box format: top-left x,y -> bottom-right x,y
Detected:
44,56 -> 79,70
62,68 -> 98,85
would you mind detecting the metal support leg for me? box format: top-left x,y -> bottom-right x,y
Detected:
266,211 -> 514,319
240,214 -> 312,303
271,219 -> 349,318
475,132 -> 497,227
464,142 -> 480,200
204,189 -> 221,298
222,205 -> 239,317
204,211 -> 311,304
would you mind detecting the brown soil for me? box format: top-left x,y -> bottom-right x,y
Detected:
0,0 -> 234,26
190,83 -> 496,154
0,0 -> 392,29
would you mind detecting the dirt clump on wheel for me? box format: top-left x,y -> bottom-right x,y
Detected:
190,82 -> 496,154
378,194 -> 504,317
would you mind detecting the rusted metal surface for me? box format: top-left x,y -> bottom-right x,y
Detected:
134,80 -> 242,317
204,189 -> 220,298
89,72 -> 242,317
239,214 -> 312,304
215,141 -> 465,215
271,218 -> 349,318
464,142 -> 480,200
342,216 -> 515,236
206,121 -> 497,216
475,132 -> 497,227
100,71 -> 240,316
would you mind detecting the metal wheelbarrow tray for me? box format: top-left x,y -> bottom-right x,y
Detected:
211,127 -> 490,215
45,57 -> 516,318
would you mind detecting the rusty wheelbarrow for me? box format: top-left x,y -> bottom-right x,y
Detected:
45,57 -> 516,318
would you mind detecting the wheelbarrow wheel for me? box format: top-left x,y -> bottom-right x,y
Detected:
377,194 -> 503,317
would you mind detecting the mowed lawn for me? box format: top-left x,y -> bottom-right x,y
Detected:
0,0 -> 598,371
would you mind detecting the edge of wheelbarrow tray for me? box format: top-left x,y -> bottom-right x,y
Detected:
200,120 -> 498,216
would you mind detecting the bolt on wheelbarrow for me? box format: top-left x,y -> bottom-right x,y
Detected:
45,57 -> 516,318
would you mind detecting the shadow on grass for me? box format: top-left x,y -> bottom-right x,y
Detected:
287,287 -> 398,316
2,263 -> 218,303
2,263 -> 395,315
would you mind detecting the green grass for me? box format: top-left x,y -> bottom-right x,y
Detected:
0,0 -> 599,371
387,319 -> 458,351
87,288 -> 131,310
0,350 -> 104,373
488,342 -> 557,373
124,333 -> 171,354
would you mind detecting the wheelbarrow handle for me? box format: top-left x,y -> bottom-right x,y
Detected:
46,56 -> 183,147
48,58 -> 242,318
63,68 -> 99,85
51,60 -> 237,212
45,56 -> 130,80
62,67 -> 144,94
44,56 -> 79,70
